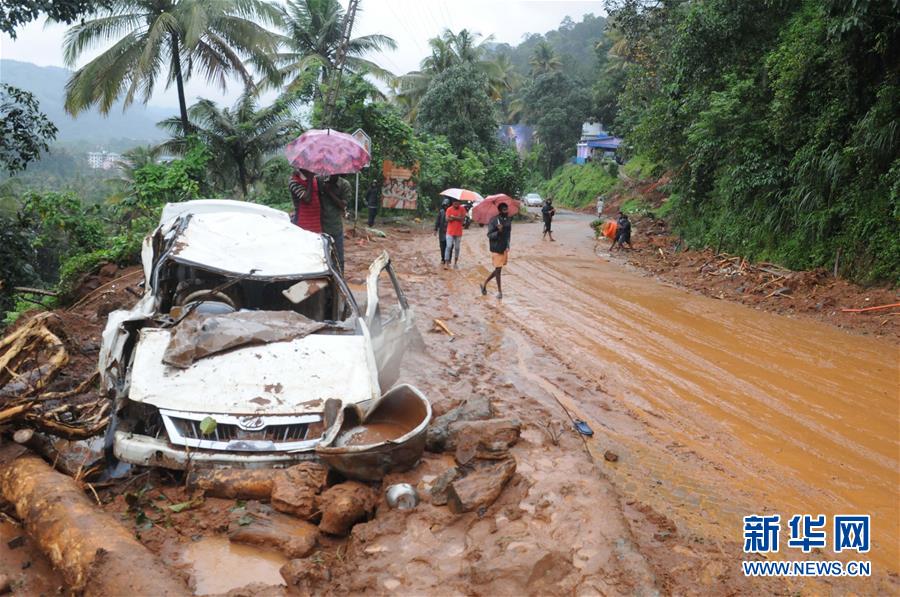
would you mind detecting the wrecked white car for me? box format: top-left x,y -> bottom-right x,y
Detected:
99,200 -> 418,469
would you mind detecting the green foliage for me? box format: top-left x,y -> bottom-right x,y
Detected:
126,141 -> 210,216
2,293 -> 58,328
485,13 -> 608,83
523,72 -> 592,175
0,214 -> 36,314
540,163 -> 617,208
621,154 -> 659,179
0,84 -> 58,174
56,221 -> 148,298
252,156 -> 294,208
1,0 -> 112,37
158,91 -> 302,197
17,191 -> 107,284
606,0 -> 900,283
416,64 -> 499,154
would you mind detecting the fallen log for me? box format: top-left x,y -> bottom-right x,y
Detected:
187,467 -> 280,500
0,453 -> 188,595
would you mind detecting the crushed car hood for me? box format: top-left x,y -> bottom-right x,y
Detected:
129,328 -> 380,415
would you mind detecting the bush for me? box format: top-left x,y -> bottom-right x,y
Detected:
540,163 -> 618,209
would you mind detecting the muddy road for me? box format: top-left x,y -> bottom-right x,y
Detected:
338,209 -> 898,594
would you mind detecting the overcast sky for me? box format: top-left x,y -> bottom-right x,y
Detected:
0,0 -> 603,108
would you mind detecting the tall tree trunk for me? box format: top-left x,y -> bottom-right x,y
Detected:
171,33 -> 190,135
237,160 -> 249,197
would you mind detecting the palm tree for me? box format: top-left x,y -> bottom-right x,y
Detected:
273,0 -> 397,95
529,40 -> 562,76
486,53 -> 522,100
394,28 -> 501,122
112,145 -> 161,184
62,0 -> 282,134
157,92 -> 302,197
106,144 -> 162,204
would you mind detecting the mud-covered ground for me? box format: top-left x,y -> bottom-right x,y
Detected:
2,212 -> 897,595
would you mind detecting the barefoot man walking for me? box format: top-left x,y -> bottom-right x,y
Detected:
480,202 -> 512,299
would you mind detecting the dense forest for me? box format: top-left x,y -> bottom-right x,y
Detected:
0,0 -> 897,325
602,0 -> 899,283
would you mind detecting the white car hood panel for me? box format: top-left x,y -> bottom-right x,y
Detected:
129,328 -> 378,415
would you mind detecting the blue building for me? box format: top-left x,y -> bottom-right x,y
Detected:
575,121 -> 622,164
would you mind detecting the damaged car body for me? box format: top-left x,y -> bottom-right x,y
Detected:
99,200 -> 419,469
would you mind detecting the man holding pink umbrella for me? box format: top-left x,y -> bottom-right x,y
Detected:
480,202 -> 512,299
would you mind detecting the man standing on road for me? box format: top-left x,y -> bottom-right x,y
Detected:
319,175 -> 351,271
444,198 -> 467,269
365,178 -> 381,227
541,197 -> 556,241
480,202 -> 512,299
434,198 -> 450,265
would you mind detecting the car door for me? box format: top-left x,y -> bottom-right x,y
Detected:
364,251 -> 418,391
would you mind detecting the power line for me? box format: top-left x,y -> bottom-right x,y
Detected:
384,0 -> 426,56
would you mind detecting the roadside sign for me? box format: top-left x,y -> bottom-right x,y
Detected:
351,128 -> 371,168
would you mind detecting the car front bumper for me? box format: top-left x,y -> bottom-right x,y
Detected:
113,431 -> 319,470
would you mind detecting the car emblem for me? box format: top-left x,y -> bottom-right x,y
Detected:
237,416 -> 266,431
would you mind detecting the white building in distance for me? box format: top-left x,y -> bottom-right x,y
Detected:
87,151 -> 121,170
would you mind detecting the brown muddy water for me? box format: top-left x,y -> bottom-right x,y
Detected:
180,536 -> 286,595
340,422 -> 408,446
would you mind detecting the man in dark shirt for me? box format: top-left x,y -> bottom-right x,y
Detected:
541,198 -> 556,241
319,175 -> 351,270
434,198 -> 450,265
610,211 -> 633,250
365,178 -> 381,227
480,202 -> 512,299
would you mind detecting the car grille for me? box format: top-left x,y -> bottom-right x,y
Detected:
159,409 -> 323,452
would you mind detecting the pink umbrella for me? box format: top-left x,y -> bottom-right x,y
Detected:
284,129 -> 370,175
471,194 -> 521,225
440,188 -> 484,203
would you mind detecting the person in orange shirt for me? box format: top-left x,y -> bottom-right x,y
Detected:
443,198 -> 467,269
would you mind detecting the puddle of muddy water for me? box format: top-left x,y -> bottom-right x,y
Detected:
181,536 -> 286,595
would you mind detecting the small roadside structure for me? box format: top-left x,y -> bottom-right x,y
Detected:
575,121 -> 622,164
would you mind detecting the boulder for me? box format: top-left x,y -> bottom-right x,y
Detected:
449,418 -> 521,464
317,482 -> 379,536
429,467 -> 461,506
425,395 -> 492,452
228,511 -> 318,559
280,558 -> 331,592
271,463 -> 327,521
447,457 -> 516,514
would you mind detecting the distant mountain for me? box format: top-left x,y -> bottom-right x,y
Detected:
0,59 -> 173,145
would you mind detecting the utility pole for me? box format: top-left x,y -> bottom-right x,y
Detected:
322,0 -> 360,127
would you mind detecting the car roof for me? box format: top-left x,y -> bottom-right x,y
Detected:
160,199 -> 289,225
164,208 -> 329,278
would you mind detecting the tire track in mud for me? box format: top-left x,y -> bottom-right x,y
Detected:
494,244 -> 899,579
